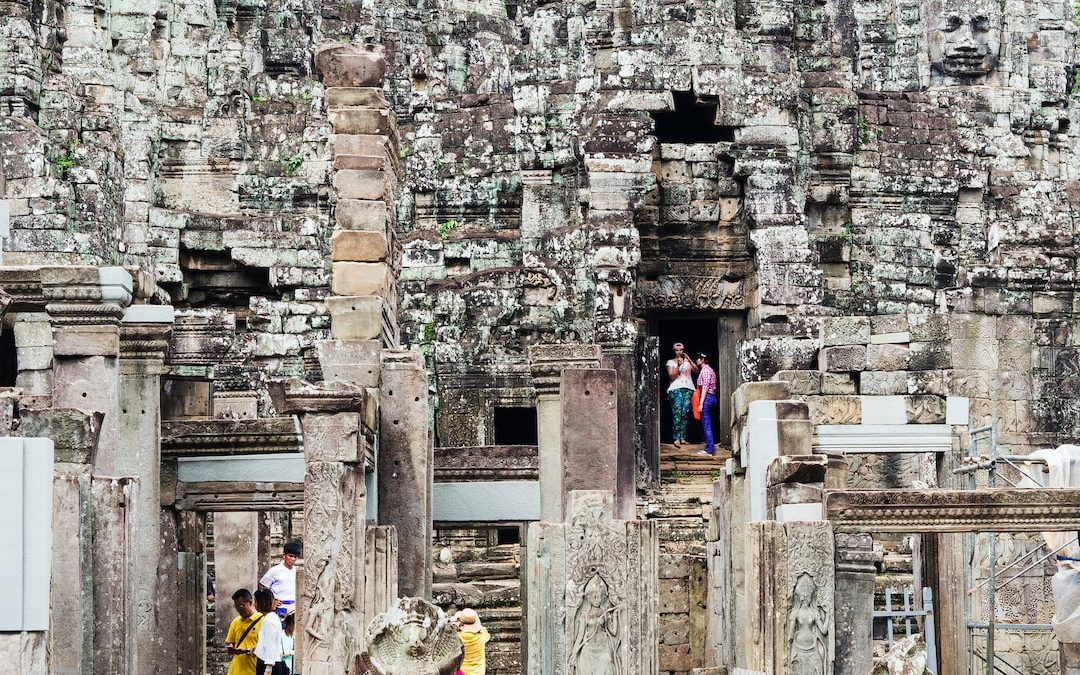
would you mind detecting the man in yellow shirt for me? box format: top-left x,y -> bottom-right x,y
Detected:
225,589 -> 264,675
453,608 -> 491,675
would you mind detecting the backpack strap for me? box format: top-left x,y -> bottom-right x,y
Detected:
237,615 -> 263,646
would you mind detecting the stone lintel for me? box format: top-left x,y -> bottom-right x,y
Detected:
268,378 -> 366,415
161,418 -> 301,457
173,480 -> 304,511
827,488 -> 1080,533
527,343 -> 602,393
434,445 -> 538,481
19,407 -> 103,464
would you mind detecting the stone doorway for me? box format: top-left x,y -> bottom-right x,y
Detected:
432,524 -> 524,675
649,312 -> 744,447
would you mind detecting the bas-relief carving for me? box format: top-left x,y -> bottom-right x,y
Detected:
361,597 -> 462,675
527,490 -> 657,675
569,574 -> 622,675
784,525 -> 834,675
786,573 -> 829,675
926,0 -> 1002,82
636,276 -> 747,310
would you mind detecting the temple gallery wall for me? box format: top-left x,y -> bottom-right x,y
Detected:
4,0 -> 1080,673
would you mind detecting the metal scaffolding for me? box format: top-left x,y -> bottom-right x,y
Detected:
953,423 -> 1063,675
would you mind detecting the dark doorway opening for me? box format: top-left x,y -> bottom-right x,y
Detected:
493,406 -> 538,445
0,329 -> 16,387
651,91 -> 736,144
648,312 -> 745,449
654,316 -> 719,445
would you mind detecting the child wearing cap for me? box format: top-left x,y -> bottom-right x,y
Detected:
452,608 -> 490,675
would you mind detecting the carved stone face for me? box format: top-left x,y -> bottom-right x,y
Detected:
584,575 -> 608,607
928,0 -> 1002,79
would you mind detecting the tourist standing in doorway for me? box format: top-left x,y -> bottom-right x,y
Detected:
259,541 -> 300,618
224,589 -> 263,675
665,342 -> 699,447
695,352 -> 718,456
452,608 -> 491,675
253,588 -> 289,675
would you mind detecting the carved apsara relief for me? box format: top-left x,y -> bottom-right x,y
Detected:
786,573 -> 830,675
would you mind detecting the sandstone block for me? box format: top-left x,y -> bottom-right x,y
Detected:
336,199 -> 389,231
905,395 -> 946,423
332,134 -> 393,157
331,262 -> 392,297
866,343 -> 910,371
818,345 -> 866,372
821,316 -> 871,346
333,154 -> 388,171
328,108 -> 393,136
330,230 -> 388,262
767,455 -> 827,486
299,412 -> 360,462
822,372 -> 856,394
774,400 -> 809,421
859,371 -> 907,395
316,339 -> 381,386
333,169 -> 387,200
771,370 -> 821,395
324,87 -> 387,109
53,326 -> 119,357
327,296 -> 386,341
315,44 -> 386,87
732,381 -> 791,421
777,419 -> 813,456
13,321 -> 52,348
870,314 -> 907,335
909,341 -> 951,369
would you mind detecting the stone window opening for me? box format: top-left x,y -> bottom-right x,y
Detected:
0,327 -> 15,387
651,90 -> 736,144
492,406 -> 538,445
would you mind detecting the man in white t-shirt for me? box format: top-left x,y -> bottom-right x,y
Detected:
259,541 -> 300,618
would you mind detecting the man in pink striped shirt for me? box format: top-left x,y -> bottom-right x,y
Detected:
694,352 -> 718,455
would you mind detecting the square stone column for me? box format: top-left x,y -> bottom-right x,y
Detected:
743,520 -> 834,675
118,304 -> 174,675
213,511 -> 260,642
42,266 -> 132,474
833,533 -> 881,675
528,344 -> 601,522
377,349 -> 431,598
19,407 -> 101,675
272,379 -> 371,675
560,368 -> 623,518
91,475 -> 138,675
526,490 -> 659,675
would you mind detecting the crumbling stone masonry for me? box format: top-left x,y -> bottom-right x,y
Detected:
4,0 -> 1080,672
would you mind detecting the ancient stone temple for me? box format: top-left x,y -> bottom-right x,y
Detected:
4,0 -> 1080,672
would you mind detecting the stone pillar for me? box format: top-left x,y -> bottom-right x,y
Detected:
833,533 -> 880,675
272,379 -> 372,675
91,476 -> 138,675
705,476 -> 733,670
19,407 -> 101,675
526,490 -> 658,675
213,511 -> 260,641
176,511 -> 207,675
117,304 -> 173,675
601,348 -> 638,520
527,344 -> 601,522
42,266 -> 132,473
378,349 -> 432,598
364,525 -> 399,627
560,368 -> 623,517
743,520 -> 834,675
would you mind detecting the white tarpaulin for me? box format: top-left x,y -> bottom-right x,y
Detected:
1018,445 -> 1080,643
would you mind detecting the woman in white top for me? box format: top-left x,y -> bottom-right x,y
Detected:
665,342 -> 698,447
253,589 -> 289,675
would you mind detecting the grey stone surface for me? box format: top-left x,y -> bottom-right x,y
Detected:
378,353 -> 432,599
560,369 -> 622,519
